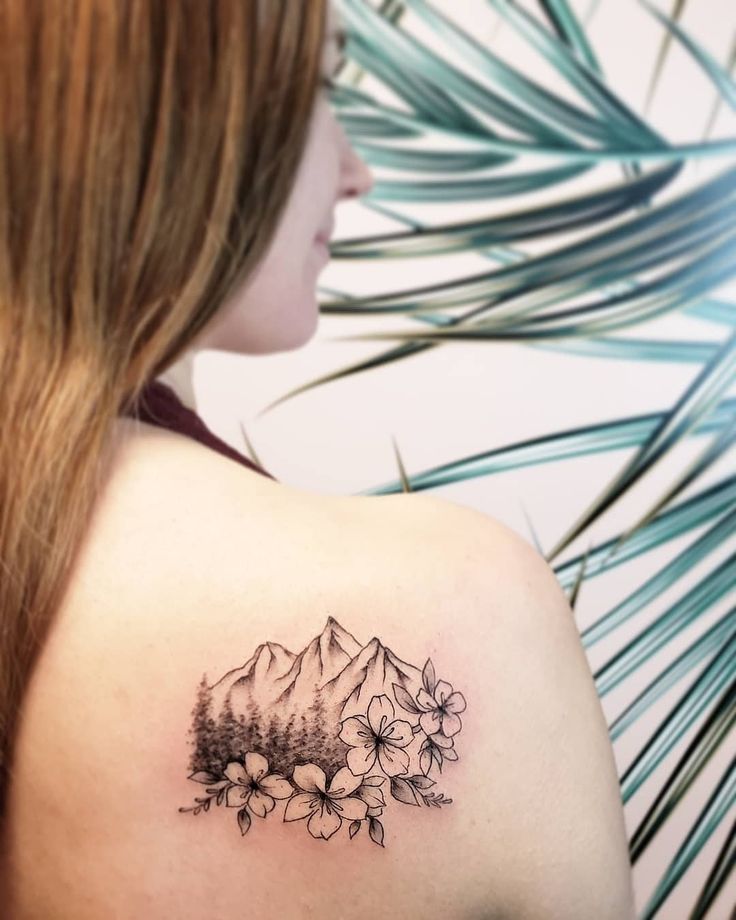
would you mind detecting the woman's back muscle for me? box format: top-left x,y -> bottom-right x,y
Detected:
1,422 -> 635,919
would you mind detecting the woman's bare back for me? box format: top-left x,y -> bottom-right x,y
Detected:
1,420 -> 636,919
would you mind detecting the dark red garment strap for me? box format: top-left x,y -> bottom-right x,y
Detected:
121,379 -> 276,481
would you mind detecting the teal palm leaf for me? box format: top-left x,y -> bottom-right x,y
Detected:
261,2 -> 736,914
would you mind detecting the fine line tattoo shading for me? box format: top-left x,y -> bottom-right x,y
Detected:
179,617 -> 467,845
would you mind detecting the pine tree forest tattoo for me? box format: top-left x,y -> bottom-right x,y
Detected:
179,618 -> 467,846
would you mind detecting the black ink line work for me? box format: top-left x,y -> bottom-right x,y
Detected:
179,617 -> 466,845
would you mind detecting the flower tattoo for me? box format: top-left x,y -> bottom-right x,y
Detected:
338,694 -> 414,776
284,764 -> 368,840
223,752 -> 292,815
416,679 -> 467,737
179,618 -> 467,846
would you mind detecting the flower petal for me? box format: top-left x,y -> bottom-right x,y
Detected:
248,789 -> 275,817
244,752 -> 269,782
441,711 -> 462,736
334,795 -> 368,821
338,715 -> 373,747
382,719 -> 413,748
283,792 -> 319,822
307,800 -> 342,840
419,709 -> 441,735
292,763 -> 327,793
226,784 -> 251,807
327,766 -> 362,798
347,744 -> 377,776
224,762 -> 247,785
444,691 -> 466,714
367,695 -> 395,735
356,785 -> 385,809
377,744 -> 410,777
259,773 -> 293,800
416,688 -> 436,711
434,680 -> 453,706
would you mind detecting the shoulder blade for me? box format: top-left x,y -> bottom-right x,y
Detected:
4,447 -> 634,920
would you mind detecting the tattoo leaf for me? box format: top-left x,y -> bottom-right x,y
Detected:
408,774 -> 435,790
424,792 -> 453,807
189,771 -> 219,784
357,784 -> 385,810
368,817 -> 385,847
205,780 -> 229,794
422,659 -> 437,695
392,683 -> 421,714
348,820 -> 361,839
237,806 -> 252,836
361,775 -> 385,787
390,776 -> 420,806
443,748 -> 459,762
419,748 -> 433,776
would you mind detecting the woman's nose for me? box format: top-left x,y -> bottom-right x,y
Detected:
339,140 -> 375,201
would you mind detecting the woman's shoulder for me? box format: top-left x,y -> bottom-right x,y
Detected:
3,420 -> 635,920
68,415 -> 528,623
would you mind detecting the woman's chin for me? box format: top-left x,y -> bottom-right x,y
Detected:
194,297 -> 320,356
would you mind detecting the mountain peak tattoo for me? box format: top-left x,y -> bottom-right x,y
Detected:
179,617 -> 467,845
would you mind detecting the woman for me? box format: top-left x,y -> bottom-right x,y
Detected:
0,2 -> 636,917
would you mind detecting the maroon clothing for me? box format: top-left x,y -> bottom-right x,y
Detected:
122,378 -> 276,481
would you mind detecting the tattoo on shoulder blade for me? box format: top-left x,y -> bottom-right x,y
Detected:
178,617 -> 467,846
